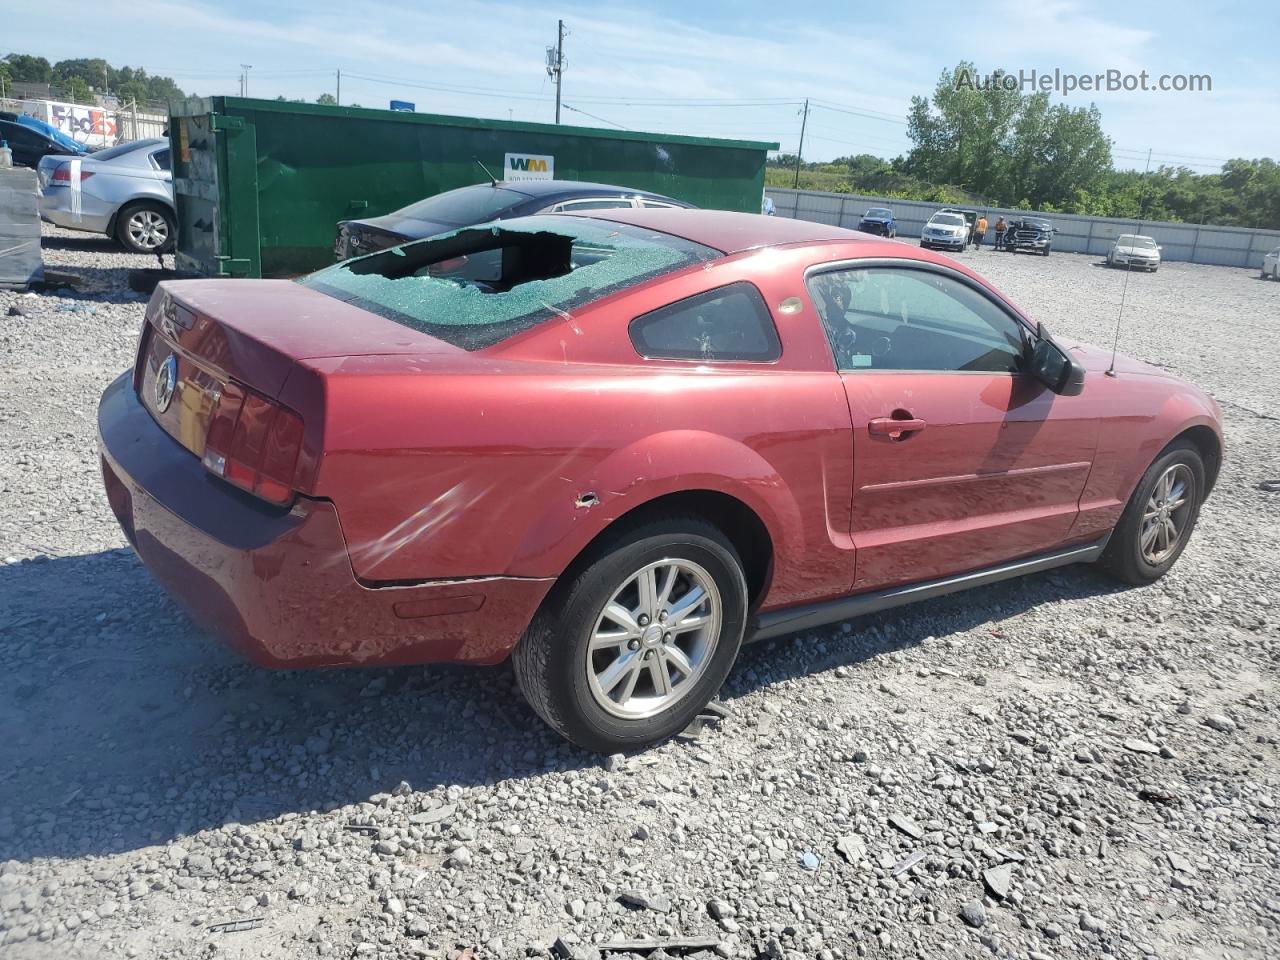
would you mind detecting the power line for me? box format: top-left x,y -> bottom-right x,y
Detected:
562,103 -> 627,129
809,100 -> 909,126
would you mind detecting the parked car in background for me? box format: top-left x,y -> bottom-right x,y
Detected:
857,206 -> 896,238
939,207 -> 979,244
1,111 -> 92,159
99,208 -> 1222,751
0,116 -> 81,169
920,211 -> 969,251
37,138 -> 175,254
335,179 -> 693,260
1005,217 -> 1054,256
1262,246 -> 1280,280
1107,234 -> 1162,272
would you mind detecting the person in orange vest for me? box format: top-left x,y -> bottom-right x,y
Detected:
994,216 -> 1008,250
973,214 -> 989,250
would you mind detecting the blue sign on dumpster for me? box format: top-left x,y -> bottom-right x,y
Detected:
389,100 -> 415,112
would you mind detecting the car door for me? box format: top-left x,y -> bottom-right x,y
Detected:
808,261 -> 1099,591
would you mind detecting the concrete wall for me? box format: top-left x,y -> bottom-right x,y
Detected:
765,187 -> 1280,269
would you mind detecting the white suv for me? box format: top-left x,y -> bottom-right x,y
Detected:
920,212 -> 969,252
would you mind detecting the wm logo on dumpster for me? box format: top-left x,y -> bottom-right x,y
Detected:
504,152 -> 554,182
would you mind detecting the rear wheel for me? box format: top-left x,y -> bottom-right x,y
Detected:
513,517 -> 747,752
116,202 -> 175,254
1099,440 -> 1205,585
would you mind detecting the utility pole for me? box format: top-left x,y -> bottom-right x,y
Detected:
240,64 -> 252,97
546,20 -> 566,124
336,69 -> 341,106
793,98 -> 809,189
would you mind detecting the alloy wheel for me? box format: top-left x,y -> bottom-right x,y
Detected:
127,209 -> 170,251
586,559 -> 722,720
1140,463 -> 1194,565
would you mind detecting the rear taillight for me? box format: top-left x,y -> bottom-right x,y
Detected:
50,165 -> 95,183
201,382 -> 305,506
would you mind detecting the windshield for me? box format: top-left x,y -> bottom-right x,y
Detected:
394,185 -> 531,225
299,216 -> 720,351
932,214 -> 965,227
865,208 -> 893,218
1119,235 -> 1157,249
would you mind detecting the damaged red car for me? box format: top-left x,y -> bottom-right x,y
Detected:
98,209 -> 1222,751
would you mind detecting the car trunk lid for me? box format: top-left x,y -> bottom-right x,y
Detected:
134,279 -> 460,499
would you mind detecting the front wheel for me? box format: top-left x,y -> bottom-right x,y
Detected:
513,517 -> 747,752
1099,440 -> 1205,585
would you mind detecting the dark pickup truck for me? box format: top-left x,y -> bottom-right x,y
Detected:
1004,217 -> 1054,256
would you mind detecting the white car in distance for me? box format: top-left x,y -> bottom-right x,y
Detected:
1107,234 -> 1162,272
1262,245 -> 1279,280
919,212 -> 969,252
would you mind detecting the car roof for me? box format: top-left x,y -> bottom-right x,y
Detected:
556,207 -> 871,254
491,178 -> 684,200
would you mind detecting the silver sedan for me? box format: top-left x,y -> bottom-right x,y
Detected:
37,138 -> 175,254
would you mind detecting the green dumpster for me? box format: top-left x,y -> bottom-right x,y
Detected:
168,96 -> 778,278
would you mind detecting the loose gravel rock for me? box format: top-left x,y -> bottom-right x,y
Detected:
1,229 -> 1278,959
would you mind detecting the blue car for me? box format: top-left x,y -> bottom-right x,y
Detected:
857,206 -> 896,238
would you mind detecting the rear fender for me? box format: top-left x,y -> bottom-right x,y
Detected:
508,429 -> 803,578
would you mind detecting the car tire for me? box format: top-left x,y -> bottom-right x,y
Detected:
115,201 -> 175,254
513,516 -> 748,752
1098,439 -> 1205,586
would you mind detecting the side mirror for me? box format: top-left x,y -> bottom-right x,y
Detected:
1030,332 -> 1085,396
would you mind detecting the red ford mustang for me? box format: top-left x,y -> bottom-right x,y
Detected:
99,209 -> 1222,751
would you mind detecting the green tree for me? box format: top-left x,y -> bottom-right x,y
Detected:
3,53 -> 53,82
904,61 -> 1112,209
65,75 -> 94,105
315,92 -> 337,105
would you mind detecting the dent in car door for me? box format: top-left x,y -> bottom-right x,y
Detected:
809,263 -> 1099,590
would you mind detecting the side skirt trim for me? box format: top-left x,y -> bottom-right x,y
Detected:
749,535 -> 1110,643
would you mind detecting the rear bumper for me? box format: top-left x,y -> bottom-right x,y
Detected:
98,372 -> 551,668
38,188 -> 113,234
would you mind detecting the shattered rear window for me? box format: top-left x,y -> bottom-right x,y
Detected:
298,216 -> 721,351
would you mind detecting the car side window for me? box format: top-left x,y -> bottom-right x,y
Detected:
630,282 -> 781,363
151,148 -> 171,171
809,266 -> 1027,373
546,198 -> 634,212
639,199 -> 680,209
2,124 -> 40,149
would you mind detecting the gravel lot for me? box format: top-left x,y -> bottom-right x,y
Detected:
1,227 -> 1278,960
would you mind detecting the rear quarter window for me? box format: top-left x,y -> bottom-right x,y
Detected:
629,282 -> 781,362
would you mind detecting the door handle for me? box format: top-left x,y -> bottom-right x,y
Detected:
868,416 -> 927,439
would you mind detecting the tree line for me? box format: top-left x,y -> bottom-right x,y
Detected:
774,62 -> 1280,230
2,53 -> 186,108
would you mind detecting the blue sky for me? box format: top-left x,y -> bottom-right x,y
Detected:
7,0 -> 1277,171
